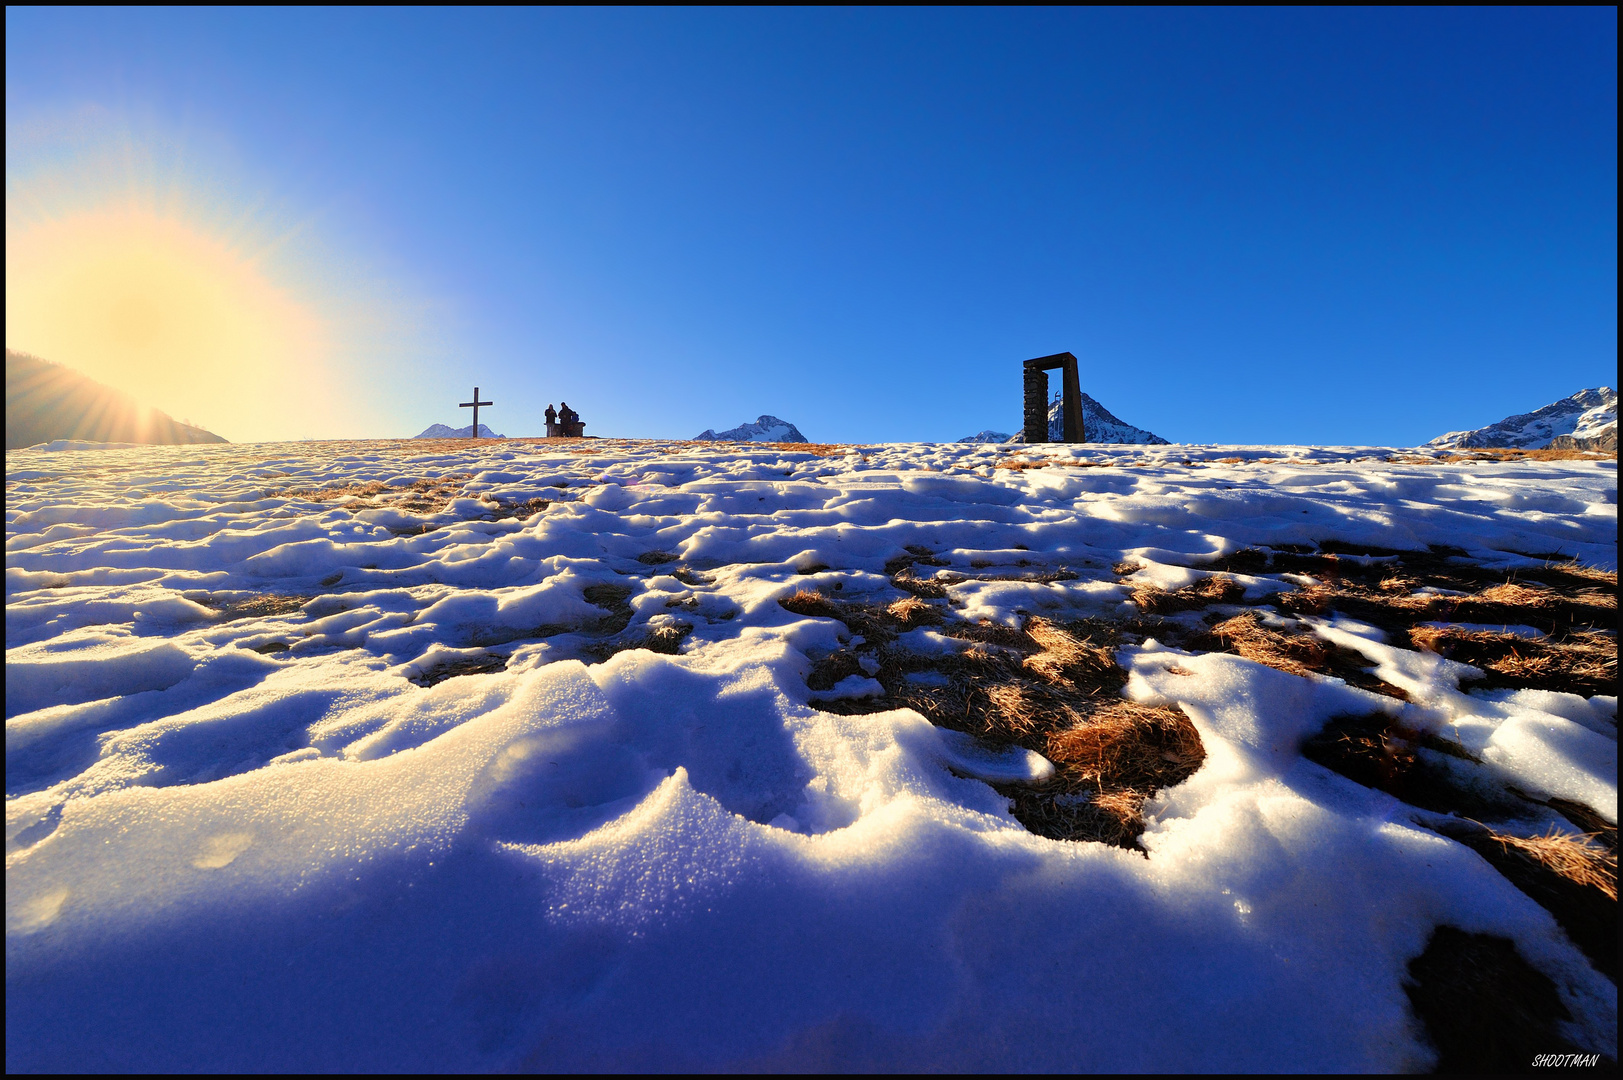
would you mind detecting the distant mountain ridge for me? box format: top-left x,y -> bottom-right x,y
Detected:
414,423 -> 505,439
5,350 -> 227,450
694,415 -> 807,442
976,392 -> 1167,444
1427,388 -> 1616,451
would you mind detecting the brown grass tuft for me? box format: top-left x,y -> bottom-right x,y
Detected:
1409,625 -> 1616,697
794,593 -> 1206,850
1195,612 -> 1331,678
780,587 -> 840,617
1495,828 -> 1617,902
886,595 -> 941,627
1001,701 -> 1206,848
1021,616 -> 1118,687
1130,575 -> 1246,615
1042,702 -> 1206,790
1441,821 -> 1621,980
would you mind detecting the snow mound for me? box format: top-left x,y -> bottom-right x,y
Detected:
1008,392 -> 1169,444
415,423 -> 506,439
1426,387 -> 1616,450
694,415 -> 807,442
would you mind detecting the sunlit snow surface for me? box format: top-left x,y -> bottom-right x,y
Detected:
6,438 -> 1616,1071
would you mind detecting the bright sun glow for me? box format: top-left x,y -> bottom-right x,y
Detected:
6,210 -> 333,441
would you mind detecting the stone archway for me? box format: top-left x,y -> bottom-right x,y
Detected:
1022,352 -> 1085,443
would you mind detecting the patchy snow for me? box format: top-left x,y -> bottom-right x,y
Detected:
1427,387 -> 1616,450
956,429 -> 1012,443
5,437 -> 1616,1071
694,414 -> 807,442
416,423 -> 506,439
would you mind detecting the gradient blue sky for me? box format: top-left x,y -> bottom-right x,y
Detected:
6,7 -> 1617,444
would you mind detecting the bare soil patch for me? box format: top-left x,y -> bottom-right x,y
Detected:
1404,927 -> 1588,1073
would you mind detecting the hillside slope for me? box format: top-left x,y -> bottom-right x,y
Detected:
5,351 -> 227,450
1426,387 -> 1615,451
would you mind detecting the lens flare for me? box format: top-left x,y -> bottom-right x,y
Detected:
6,209 -> 333,441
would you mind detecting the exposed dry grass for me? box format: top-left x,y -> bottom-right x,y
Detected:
778,587 -> 1207,848
1302,710 -> 1523,817
410,652 -> 509,687
1191,612 -> 1412,699
886,595 -> 941,627
192,592 -> 313,620
1548,561 -> 1619,586
1494,828 -> 1617,902
271,474 -> 476,516
1002,701 -> 1205,848
1387,446 -> 1614,463
1409,625 -> 1616,697
273,480 -> 391,502
1452,823 -> 1620,980
1021,616 -> 1117,687
781,587 -> 841,618
1193,612 -> 1331,678
1130,575 -> 1247,615
994,456 -> 1116,470
777,442 -> 850,458
271,473 -> 558,528
488,497 -> 551,522
581,583 -> 635,635
861,611 -> 1203,849
1273,568 -> 1616,641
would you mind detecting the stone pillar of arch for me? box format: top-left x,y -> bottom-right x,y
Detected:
1021,352 -> 1085,443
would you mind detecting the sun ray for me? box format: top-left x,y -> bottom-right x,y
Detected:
6,208 -> 334,442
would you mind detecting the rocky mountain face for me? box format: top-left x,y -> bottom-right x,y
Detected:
414,423 -> 505,439
956,430 -> 1012,443
694,415 -> 807,442
6,350 -> 228,450
993,392 -> 1168,444
1427,387 -> 1616,451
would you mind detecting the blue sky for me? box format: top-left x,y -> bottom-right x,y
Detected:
5,8 -> 1616,444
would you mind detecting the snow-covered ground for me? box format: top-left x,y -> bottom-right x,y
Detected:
5,437 -> 1616,1071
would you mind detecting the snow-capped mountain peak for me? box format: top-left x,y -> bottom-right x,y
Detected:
694,415 -> 808,442
414,422 -> 505,439
1426,387 -> 1616,450
985,392 -> 1168,444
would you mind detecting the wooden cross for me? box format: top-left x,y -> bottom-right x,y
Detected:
459,387 -> 493,437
